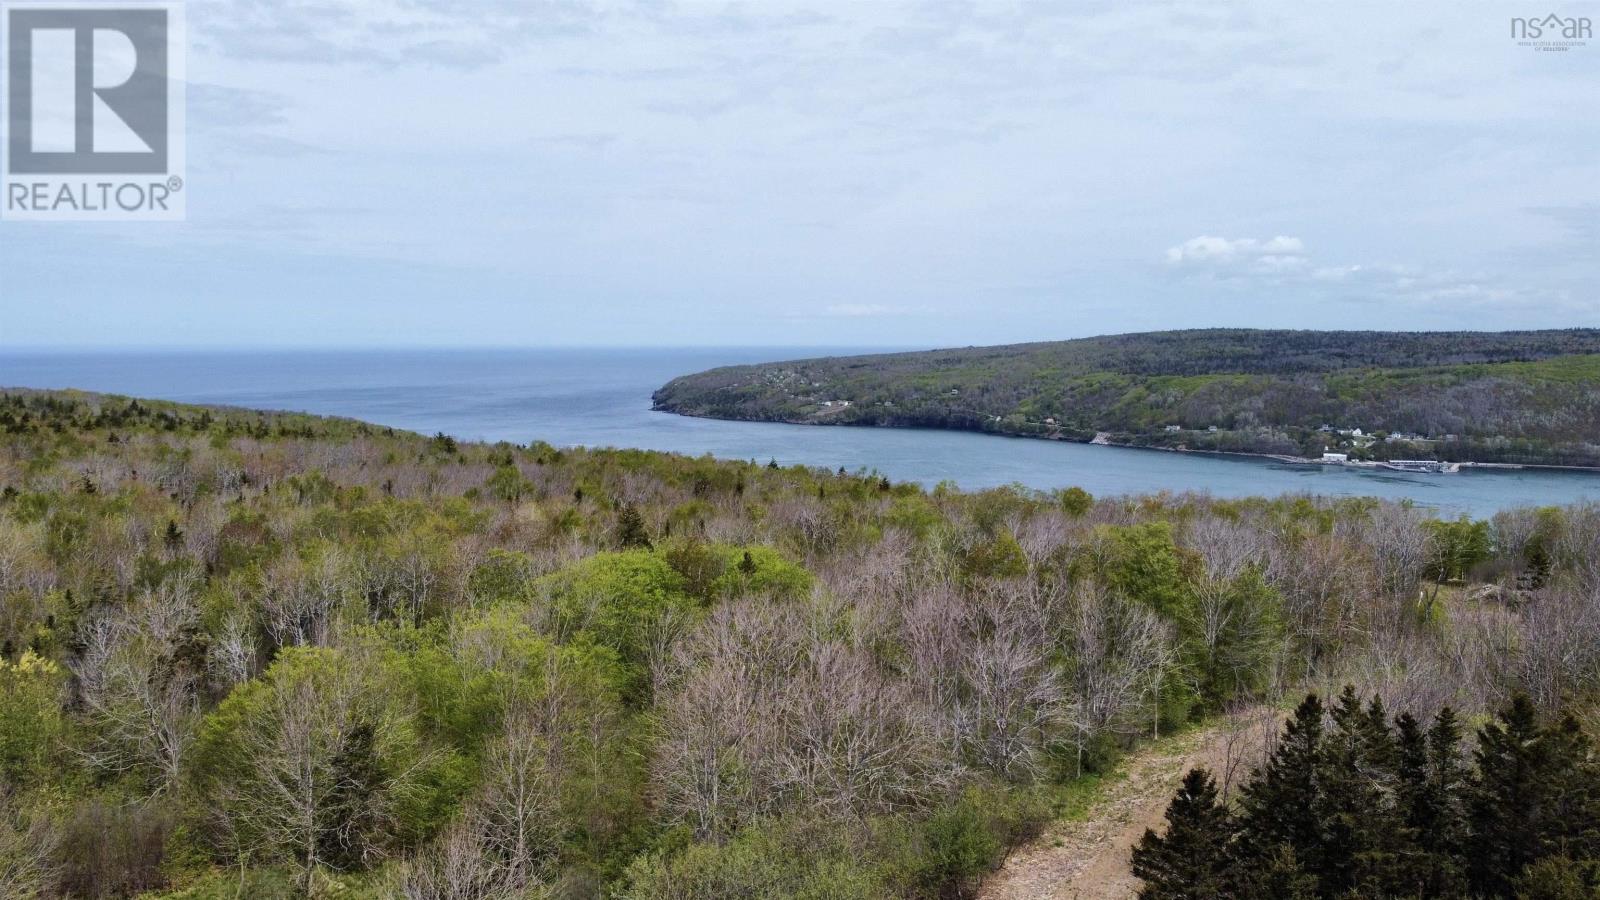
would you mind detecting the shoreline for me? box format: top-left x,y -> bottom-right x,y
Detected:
651,406 -> 1600,476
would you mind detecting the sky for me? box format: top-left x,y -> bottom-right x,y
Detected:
1,0 -> 1597,348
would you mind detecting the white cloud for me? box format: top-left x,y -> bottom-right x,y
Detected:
1168,237 -> 1552,313
1254,254 -> 1309,272
1311,264 -> 1363,281
1165,235 -> 1306,265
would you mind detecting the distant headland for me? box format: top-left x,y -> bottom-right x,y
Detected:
653,328 -> 1600,470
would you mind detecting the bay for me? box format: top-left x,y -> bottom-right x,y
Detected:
4,346 -> 1598,517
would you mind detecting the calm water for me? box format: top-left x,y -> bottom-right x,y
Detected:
4,347 -> 1598,517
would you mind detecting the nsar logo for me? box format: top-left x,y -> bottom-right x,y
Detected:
1511,13 -> 1592,51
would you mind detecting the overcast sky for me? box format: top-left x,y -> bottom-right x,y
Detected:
2,0 -> 1597,348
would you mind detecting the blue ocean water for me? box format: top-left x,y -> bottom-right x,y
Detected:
3,346 -> 1597,517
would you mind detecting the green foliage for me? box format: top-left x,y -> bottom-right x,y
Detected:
884,495 -> 944,538
1236,693 -> 1326,869
0,651 -> 63,787
618,817 -> 886,900
906,786 -> 1044,894
540,551 -> 693,695
189,645 -> 453,874
620,787 -> 1046,900
961,531 -> 1029,579
662,539 -> 726,600
485,463 -> 531,504
1093,522 -> 1197,617
1426,516 -> 1492,581
615,504 -> 653,549
1187,569 -> 1283,707
466,548 -> 537,604
1514,857 -> 1600,900
1057,486 -> 1094,517
1470,698 -> 1600,897
708,545 -> 812,601
144,866 -> 307,900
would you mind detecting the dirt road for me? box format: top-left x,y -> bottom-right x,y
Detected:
978,709 -> 1278,900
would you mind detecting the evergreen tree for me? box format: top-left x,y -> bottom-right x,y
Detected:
1424,707 -> 1473,895
615,503 -> 652,549
1132,768 -> 1234,900
1395,711 -> 1435,893
1182,691 -> 1600,899
1230,845 -> 1318,899
1359,695 -> 1400,775
1236,694 -> 1325,872
319,721 -> 388,872
1470,694 -> 1550,896
1541,714 -> 1600,867
1315,687 -> 1401,896
1512,856 -> 1599,900
1386,708 -> 1470,896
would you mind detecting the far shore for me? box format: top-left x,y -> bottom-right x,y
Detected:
653,406 -> 1600,476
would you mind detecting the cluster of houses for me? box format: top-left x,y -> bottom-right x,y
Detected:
1317,424 -> 1441,444
1158,422 -> 1450,447
1153,421 -> 1462,473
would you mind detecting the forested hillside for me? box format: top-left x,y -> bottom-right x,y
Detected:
1,389 -> 1598,898
652,329 -> 1600,466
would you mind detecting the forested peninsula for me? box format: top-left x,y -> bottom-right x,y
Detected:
652,329 -> 1600,468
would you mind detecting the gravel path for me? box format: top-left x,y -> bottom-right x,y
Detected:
978,709 -> 1279,900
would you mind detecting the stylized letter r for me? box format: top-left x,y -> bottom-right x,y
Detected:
7,8 -> 168,174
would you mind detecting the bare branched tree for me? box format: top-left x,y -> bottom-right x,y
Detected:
1062,582 -> 1175,776
72,577 -> 204,791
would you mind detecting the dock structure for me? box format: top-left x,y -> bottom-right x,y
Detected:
1380,459 -> 1459,473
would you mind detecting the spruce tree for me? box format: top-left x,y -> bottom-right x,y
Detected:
1359,695 -> 1400,775
1425,707 -> 1472,894
1315,687 -> 1401,896
1541,714 -> 1600,867
1236,693 -> 1325,872
1132,768 -> 1234,900
319,721 -> 387,872
1390,708 -> 1471,896
1230,845 -> 1318,899
1512,856 -> 1598,900
615,503 -> 652,549
1395,711 -> 1434,895
1470,694 -> 1549,896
